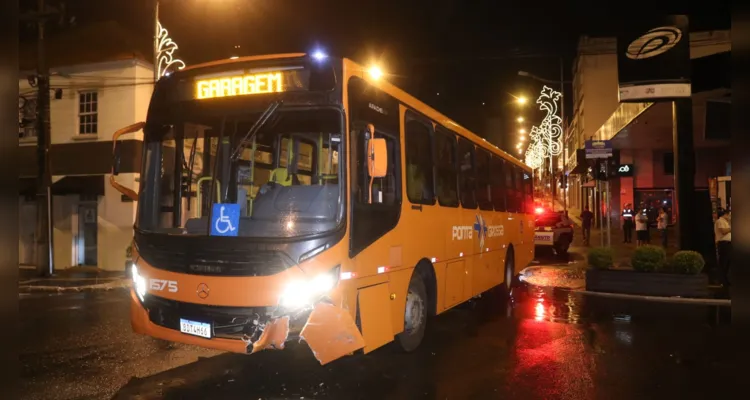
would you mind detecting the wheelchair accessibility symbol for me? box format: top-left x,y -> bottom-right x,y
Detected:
210,203 -> 240,237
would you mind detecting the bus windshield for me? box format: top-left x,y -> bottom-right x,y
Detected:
137,107 -> 344,239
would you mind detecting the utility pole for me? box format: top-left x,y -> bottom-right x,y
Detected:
34,0 -> 54,277
153,0 -> 160,82
21,1 -> 70,276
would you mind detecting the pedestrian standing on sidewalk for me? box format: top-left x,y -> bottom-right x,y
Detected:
714,208 -> 731,287
622,203 -> 635,243
657,207 -> 669,248
580,207 -> 594,246
635,207 -> 650,246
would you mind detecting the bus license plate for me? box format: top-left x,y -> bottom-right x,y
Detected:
534,232 -> 554,245
179,318 -> 212,339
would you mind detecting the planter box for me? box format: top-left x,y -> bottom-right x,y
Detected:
586,269 -> 709,298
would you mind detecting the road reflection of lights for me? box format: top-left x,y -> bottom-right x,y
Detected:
615,330 -> 634,345
534,302 -> 546,321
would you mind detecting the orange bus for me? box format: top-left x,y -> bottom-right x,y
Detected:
111,53 -> 535,365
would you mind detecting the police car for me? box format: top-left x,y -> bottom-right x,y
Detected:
533,208 -> 574,256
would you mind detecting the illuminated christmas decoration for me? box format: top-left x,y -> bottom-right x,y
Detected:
156,22 -> 186,78
524,85 -> 562,168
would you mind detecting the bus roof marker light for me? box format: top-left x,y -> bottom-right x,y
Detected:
431,257 -> 437,263
368,65 -> 383,80
311,50 -> 327,61
377,266 -> 388,274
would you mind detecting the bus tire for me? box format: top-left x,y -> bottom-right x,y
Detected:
396,273 -> 428,352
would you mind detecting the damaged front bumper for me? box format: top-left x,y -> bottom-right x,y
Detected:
131,290 -> 365,365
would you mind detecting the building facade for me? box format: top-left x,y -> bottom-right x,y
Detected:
19,58 -> 152,271
564,30 -> 731,227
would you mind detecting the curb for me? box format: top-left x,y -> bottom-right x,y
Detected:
19,279 -> 132,294
577,290 -> 731,306
519,266 -> 730,306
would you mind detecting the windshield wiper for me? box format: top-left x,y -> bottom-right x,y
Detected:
230,100 -> 283,162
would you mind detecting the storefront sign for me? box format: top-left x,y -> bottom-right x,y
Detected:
616,16 -> 691,103
585,140 -> 613,159
617,163 -> 634,177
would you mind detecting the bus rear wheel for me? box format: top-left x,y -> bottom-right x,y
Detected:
396,273 -> 427,352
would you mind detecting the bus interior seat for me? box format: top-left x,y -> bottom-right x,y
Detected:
269,168 -> 301,186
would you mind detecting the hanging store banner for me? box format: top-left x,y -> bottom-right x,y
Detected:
616,15 -> 691,102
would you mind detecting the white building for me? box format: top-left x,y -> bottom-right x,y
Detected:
19,22 -> 153,271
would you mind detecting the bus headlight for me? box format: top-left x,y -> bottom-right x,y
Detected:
132,264 -> 147,302
279,266 -> 340,311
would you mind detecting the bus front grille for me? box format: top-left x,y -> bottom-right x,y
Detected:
143,295 -> 272,341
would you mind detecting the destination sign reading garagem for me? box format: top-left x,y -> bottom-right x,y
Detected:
194,68 -> 309,99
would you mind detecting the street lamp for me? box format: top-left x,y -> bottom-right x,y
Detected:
516,96 -> 528,105
368,65 -> 384,80
519,128 -> 526,134
517,116 -> 524,123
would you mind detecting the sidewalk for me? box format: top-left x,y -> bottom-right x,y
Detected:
525,202 -> 729,303
562,202 -> 680,267
19,266 -> 130,293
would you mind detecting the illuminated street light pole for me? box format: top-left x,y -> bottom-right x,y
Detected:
154,1 -> 159,81
518,60 -> 570,210
153,0 -> 186,82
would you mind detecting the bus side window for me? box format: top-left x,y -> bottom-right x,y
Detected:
435,128 -> 458,207
505,163 -> 517,212
352,126 -> 398,205
490,155 -> 507,212
523,171 -> 533,213
475,148 -> 492,211
457,137 -> 477,209
515,167 -> 525,213
404,118 -> 435,205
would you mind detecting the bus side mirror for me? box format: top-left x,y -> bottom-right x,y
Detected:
365,123 -> 387,204
367,138 -> 387,179
110,121 -> 145,201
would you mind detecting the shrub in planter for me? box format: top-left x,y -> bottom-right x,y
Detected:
669,251 -> 705,274
588,247 -> 614,269
631,245 -> 666,272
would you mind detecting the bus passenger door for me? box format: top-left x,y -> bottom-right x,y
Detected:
401,113 -> 441,272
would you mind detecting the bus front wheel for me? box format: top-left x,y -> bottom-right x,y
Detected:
396,273 -> 427,352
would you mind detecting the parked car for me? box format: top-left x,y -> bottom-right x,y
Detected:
534,209 -> 574,256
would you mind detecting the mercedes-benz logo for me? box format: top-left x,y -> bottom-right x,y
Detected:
626,26 -> 682,60
197,283 -> 210,299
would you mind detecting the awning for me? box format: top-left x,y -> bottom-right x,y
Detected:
51,175 -> 105,196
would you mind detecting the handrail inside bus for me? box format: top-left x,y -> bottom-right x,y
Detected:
195,177 -> 221,218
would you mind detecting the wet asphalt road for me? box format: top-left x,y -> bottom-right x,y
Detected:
20,275 -> 732,400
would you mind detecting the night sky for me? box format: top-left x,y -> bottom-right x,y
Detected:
19,0 -> 730,155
